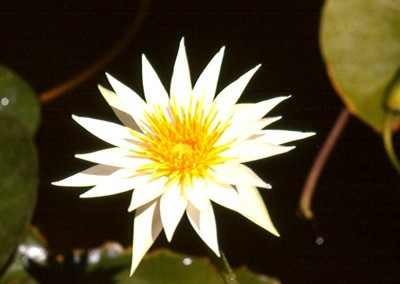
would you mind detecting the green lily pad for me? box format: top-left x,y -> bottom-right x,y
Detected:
85,245 -> 280,284
320,0 -> 400,131
0,115 -> 38,272
0,65 -> 40,136
113,250 -> 222,284
235,266 -> 280,284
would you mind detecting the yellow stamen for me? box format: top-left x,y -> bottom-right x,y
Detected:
132,95 -> 234,188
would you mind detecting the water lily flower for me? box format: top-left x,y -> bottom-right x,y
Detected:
53,38 -> 314,275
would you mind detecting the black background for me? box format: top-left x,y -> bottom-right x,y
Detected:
1,0 -> 400,282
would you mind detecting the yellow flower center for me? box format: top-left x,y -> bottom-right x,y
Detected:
132,96 -> 233,188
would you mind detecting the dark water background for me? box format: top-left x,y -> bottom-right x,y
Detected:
1,1 -> 400,282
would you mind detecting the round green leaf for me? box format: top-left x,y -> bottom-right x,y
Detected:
0,115 -> 38,272
235,267 -> 280,284
0,65 -> 40,136
118,250 -> 222,284
86,246 -> 280,284
320,0 -> 400,131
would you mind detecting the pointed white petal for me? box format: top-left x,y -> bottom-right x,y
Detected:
128,177 -> 167,212
170,38 -> 192,110
212,163 -> 271,188
222,140 -> 295,163
75,148 -> 151,169
98,84 -> 129,113
231,96 -> 290,123
72,115 -> 140,150
52,165 -> 120,187
106,73 -> 148,127
187,202 -> 220,257
213,65 -> 260,122
80,173 -> 148,198
193,46 -> 225,104
160,183 -> 187,241
209,182 -> 250,216
237,184 -> 279,236
142,54 -> 169,108
98,85 -> 141,131
217,118 -> 274,146
130,199 -> 162,276
253,130 -> 315,145
185,178 -> 210,212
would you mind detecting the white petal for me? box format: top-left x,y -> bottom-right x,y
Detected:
130,199 -> 162,276
52,165 -> 120,187
231,96 -> 290,123
237,184 -> 279,236
185,178 -> 210,212
80,173 -> 148,198
160,183 -> 188,241
128,177 -> 167,212
142,54 -> 169,108
216,118 -> 274,146
98,85 -> 141,131
75,147 -> 151,169
170,38 -> 192,110
253,130 -> 315,145
106,73 -> 148,127
72,115 -> 139,150
209,182 -> 250,216
222,140 -> 295,163
193,46 -> 225,104
212,162 -> 271,188
213,65 -> 260,122
187,202 -> 220,257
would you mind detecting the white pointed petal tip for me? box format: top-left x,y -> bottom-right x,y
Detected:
272,95 -> 291,103
71,114 -> 79,121
79,188 -> 111,198
105,72 -> 115,83
105,73 -> 119,90
246,64 -> 261,79
289,132 -> 315,143
272,229 -> 280,237
246,64 -> 262,80
303,132 -> 316,138
51,179 -> 86,187
51,177 -> 89,188
273,95 -> 291,104
217,46 -> 226,64
179,37 -> 185,47
258,223 -> 280,237
79,192 -> 96,198
71,114 -> 92,127
51,181 -> 66,187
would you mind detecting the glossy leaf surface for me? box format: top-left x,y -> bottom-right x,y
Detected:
0,65 -> 40,136
320,0 -> 400,131
0,116 -> 38,273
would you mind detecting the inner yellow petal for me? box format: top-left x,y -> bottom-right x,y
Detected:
131,96 -> 234,189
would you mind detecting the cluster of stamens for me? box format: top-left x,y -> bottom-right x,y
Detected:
131,95 -> 233,188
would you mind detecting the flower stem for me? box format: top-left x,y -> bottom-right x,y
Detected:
383,112 -> 400,174
206,248 -> 239,284
299,107 -> 350,220
39,0 -> 151,104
